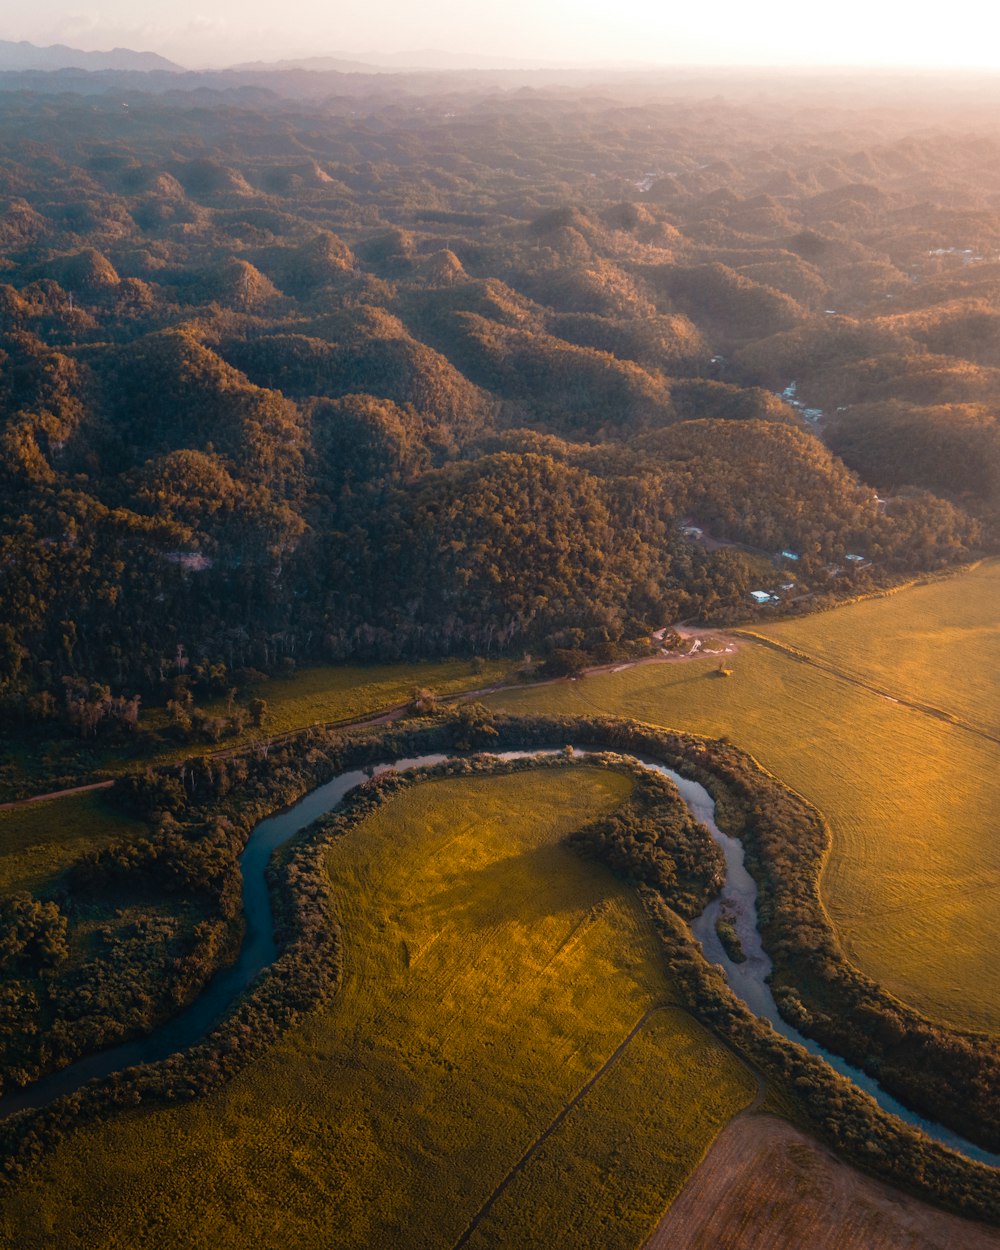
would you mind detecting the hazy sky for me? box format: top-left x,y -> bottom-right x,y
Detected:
6,0 -> 1000,70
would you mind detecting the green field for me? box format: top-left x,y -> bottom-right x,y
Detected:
0,791 -> 146,895
0,657 -> 515,801
200,657 -> 514,736
755,559 -> 1000,738
487,645 -> 1000,1035
0,769 -> 754,1249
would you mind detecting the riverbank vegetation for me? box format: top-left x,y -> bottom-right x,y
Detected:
0,656 -> 513,802
0,762 -> 754,1248
645,1114 -> 1000,1250
487,642 -> 1000,1035
0,712 -> 998,1233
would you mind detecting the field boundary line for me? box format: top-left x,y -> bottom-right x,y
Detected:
449,1003 -> 760,1250
449,1004 -> 671,1249
735,629 -> 1000,748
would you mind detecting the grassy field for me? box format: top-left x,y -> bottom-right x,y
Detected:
0,769 -> 754,1249
464,1009 -> 756,1250
0,657 -> 515,801
0,791 -> 146,895
486,648 -> 1000,1035
198,657 -> 514,736
754,559 -> 1000,738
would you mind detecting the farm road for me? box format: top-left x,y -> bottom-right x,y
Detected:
450,1005 -> 764,1250
738,630 -> 1000,749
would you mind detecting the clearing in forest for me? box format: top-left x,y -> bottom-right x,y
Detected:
0,791 -> 146,895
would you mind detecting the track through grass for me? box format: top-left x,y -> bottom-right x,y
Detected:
756,559 -> 1000,739
487,644 -> 1000,1034
0,658 -> 514,801
0,768 -> 753,1249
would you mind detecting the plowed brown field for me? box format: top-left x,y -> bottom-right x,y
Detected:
645,1114 -> 1000,1250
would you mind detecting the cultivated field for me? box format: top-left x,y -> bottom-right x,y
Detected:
0,769 -> 754,1248
755,558 -> 1000,738
487,646 -> 1000,1034
646,1113 -> 1000,1250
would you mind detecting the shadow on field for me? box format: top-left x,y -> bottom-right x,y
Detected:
421,841 -> 607,932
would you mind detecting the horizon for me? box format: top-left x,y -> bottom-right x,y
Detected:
5,1 -> 1000,73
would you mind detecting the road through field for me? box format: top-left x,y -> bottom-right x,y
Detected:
452,1007 -> 764,1250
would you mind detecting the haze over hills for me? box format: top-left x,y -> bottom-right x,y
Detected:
231,49 -> 660,72
0,38 -> 181,73
2,28 -> 1000,1250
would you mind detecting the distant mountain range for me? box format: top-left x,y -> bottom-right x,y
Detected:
232,49 -> 650,72
229,55 -> 385,74
0,39 -> 181,73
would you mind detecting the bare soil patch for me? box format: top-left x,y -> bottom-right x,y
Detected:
645,1114 -> 1000,1250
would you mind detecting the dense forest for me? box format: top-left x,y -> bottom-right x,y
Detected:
1,76 -> 998,724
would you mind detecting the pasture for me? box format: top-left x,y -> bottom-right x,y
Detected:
199,656 -> 514,735
487,644 -> 1000,1034
0,768 -> 753,1248
0,791 -> 146,895
755,558 -> 1000,738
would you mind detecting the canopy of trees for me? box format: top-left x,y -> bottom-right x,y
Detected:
0,80 -> 995,718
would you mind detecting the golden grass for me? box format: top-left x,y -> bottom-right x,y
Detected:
136,657 -> 513,745
201,656 -> 514,736
755,558 -> 1000,737
0,769 -> 753,1249
486,650 -> 1000,1034
465,1009 -> 756,1250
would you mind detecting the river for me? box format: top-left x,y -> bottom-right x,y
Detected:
1,747 -> 997,1171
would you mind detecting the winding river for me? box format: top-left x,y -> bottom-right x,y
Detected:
1,747 -> 998,1171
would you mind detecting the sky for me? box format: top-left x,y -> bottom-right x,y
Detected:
5,0 -> 1000,71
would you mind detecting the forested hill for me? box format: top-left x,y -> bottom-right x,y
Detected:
0,79 -> 995,713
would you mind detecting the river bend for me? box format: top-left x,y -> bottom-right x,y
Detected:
1,747 -> 997,1171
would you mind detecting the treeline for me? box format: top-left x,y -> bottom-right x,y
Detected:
2,90 -> 998,725
2,710 -> 999,1225
114,709 -> 1000,1154
0,808 -> 246,1092
492,712 -> 1000,1154
567,762 -> 723,917
642,893 -> 1000,1226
